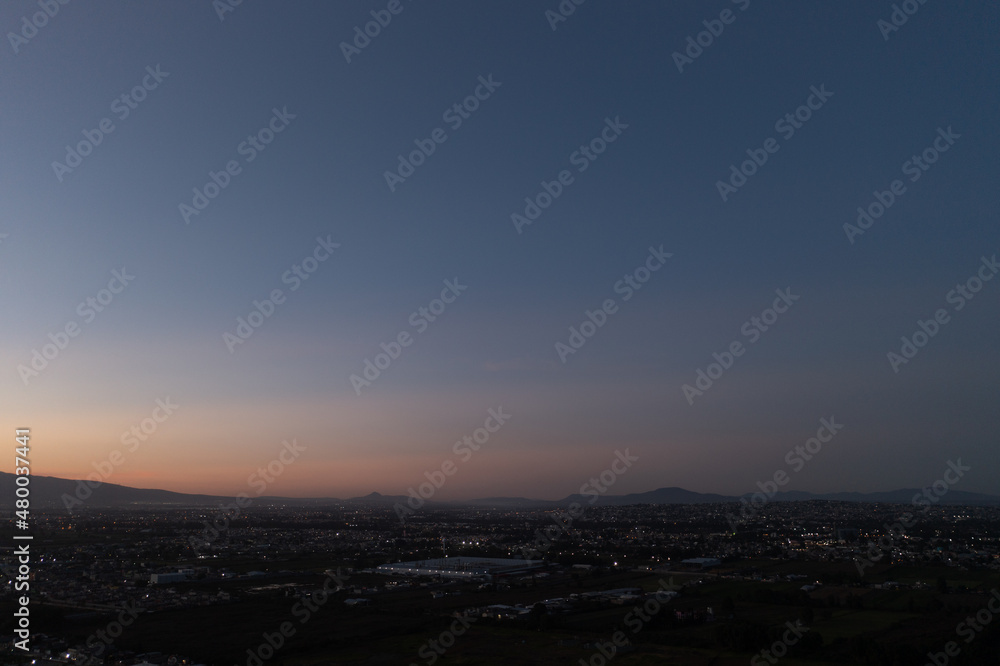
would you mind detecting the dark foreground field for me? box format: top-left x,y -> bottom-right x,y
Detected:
6,559 -> 1000,665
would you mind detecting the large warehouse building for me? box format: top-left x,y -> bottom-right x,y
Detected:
376,557 -> 543,581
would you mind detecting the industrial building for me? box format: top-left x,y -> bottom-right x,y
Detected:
375,556 -> 543,581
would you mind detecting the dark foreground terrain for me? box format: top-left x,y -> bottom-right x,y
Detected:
2,502 -> 999,665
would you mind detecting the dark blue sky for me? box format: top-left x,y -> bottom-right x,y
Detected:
2,0 -> 998,499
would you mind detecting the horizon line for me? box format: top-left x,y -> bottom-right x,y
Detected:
6,471 -> 999,503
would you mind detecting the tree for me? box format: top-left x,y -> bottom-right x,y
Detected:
529,602 -> 547,629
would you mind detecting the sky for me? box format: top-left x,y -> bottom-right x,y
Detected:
1,0 -> 998,501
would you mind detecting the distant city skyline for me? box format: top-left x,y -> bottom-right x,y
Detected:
2,1 -> 999,500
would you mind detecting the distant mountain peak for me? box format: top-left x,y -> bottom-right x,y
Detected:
0,472 -> 997,510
